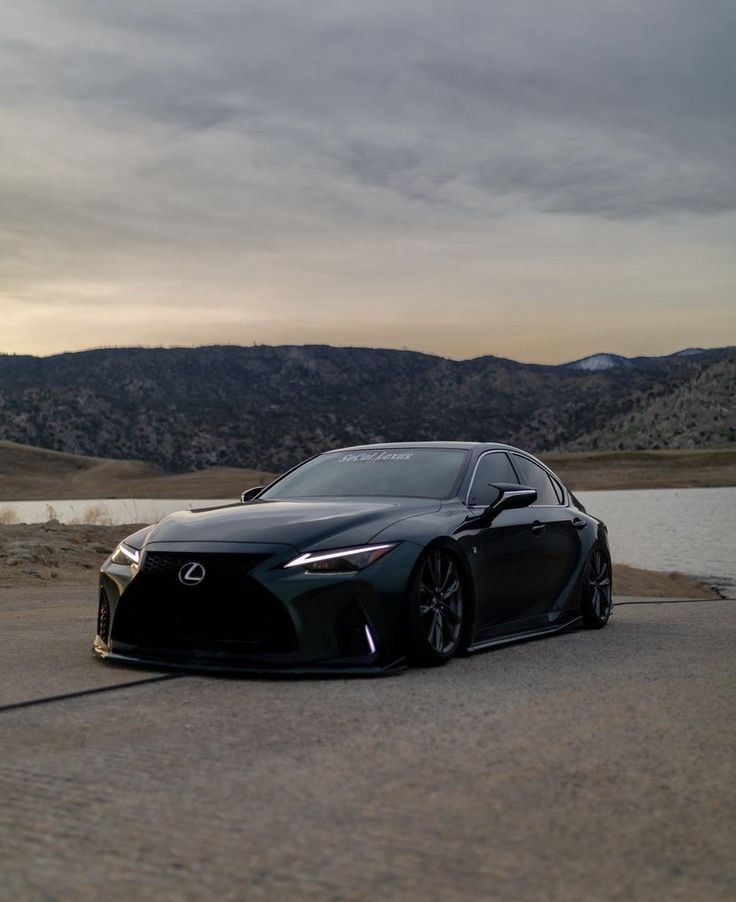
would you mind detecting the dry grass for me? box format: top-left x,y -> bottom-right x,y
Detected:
69,504 -> 113,526
542,448 -> 736,491
0,440 -> 275,501
0,506 -> 19,524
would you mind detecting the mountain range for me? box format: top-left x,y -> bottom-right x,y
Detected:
0,344 -> 733,472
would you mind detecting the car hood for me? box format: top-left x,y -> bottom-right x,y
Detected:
144,498 -> 440,550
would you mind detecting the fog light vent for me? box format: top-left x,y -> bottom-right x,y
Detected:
335,603 -> 376,658
97,590 -> 110,643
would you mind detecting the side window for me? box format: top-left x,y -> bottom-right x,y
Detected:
511,455 -> 561,506
468,453 -> 519,507
550,475 -> 565,504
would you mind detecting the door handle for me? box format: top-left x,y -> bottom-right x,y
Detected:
531,521 -> 546,535
572,517 -> 587,530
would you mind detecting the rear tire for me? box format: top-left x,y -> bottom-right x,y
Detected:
581,547 -> 613,629
409,548 -> 465,665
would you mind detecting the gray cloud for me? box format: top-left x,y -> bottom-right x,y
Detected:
0,0 -> 734,357
4,0 -> 734,219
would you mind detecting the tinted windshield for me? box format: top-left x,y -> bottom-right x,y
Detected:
261,448 -> 470,500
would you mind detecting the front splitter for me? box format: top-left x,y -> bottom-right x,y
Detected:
93,643 -> 407,677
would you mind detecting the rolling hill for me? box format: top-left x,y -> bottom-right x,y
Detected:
0,344 -> 733,472
0,440 -> 275,501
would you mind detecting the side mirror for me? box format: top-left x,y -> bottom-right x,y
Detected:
240,486 -> 264,503
479,483 -> 537,524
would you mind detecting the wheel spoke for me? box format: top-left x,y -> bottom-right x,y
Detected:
595,554 -> 608,581
439,563 -> 455,593
441,579 -> 460,600
601,581 -> 611,613
440,609 -> 448,651
429,553 -> 442,588
441,602 -> 461,625
425,610 -> 436,644
437,554 -> 448,589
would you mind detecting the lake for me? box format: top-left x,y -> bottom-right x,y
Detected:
579,487 -> 736,596
2,488 -> 734,594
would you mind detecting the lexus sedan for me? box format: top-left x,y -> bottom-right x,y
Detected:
95,442 -> 612,673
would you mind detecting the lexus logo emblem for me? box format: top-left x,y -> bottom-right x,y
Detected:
178,561 -> 206,586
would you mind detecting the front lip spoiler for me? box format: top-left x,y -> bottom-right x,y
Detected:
93,643 -> 407,677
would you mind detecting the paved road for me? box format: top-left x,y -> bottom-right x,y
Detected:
1,584 -> 734,901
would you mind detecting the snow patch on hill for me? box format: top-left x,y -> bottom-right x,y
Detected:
566,353 -> 631,371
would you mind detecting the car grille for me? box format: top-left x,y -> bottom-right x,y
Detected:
111,551 -> 296,655
143,551 -> 268,578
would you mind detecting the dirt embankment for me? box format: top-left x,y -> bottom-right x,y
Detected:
612,564 -> 719,599
0,522 -> 722,598
0,523 -> 146,587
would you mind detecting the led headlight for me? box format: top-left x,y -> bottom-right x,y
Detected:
285,544 -> 396,573
110,541 -> 140,566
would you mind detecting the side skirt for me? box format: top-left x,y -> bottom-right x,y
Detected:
467,615 -> 583,654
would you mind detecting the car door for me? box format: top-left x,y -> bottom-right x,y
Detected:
508,454 -> 581,620
456,451 -> 546,636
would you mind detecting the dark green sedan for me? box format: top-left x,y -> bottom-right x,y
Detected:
95,442 -> 612,674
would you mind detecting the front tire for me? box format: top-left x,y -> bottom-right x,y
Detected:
409,548 -> 465,665
581,547 -> 613,629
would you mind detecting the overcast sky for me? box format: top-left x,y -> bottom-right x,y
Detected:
1,0 -> 734,362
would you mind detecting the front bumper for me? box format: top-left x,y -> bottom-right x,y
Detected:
95,540 -> 423,674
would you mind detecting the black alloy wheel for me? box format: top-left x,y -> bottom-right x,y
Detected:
409,549 -> 465,665
581,548 -> 613,628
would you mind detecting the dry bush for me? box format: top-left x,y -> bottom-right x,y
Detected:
68,503 -> 113,526
0,506 -> 19,524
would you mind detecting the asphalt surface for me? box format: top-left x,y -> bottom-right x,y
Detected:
0,584 -> 734,902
